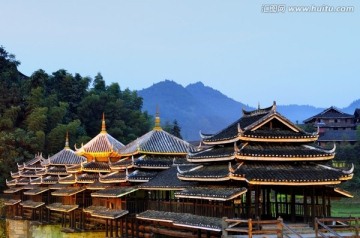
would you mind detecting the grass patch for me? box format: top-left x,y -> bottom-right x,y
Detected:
331,197 -> 360,217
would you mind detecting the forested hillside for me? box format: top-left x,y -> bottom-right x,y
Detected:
0,46 -> 152,190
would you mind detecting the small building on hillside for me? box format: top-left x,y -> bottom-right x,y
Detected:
303,106 -> 358,146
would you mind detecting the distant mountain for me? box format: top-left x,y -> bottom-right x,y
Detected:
138,80 -> 356,141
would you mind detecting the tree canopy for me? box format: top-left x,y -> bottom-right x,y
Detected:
0,46 -> 153,190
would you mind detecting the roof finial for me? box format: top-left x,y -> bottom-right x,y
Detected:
101,113 -> 106,133
65,131 -> 70,149
272,101 -> 277,112
154,106 -> 162,130
258,102 -> 260,109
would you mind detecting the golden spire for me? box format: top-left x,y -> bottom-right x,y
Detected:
65,131 -> 70,149
101,113 -> 106,133
154,106 -> 162,130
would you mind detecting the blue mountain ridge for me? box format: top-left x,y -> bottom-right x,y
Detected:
137,80 -> 358,141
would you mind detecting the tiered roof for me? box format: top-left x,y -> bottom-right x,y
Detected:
183,102 -> 354,187
75,114 -> 125,161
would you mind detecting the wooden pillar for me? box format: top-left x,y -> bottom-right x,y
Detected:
246,186 -> 252,218
291,188 -> 296,222
275,190 -> 279,218
115,219 -> 119,238
322,189 -> 326,217
197,229 -> 201,238
255,185 -> 260,219
120,218 -> 123,237
303,188 -> 308,223
327,196 -> 331,217
125,217 -> 128,238
110,219 -> 113,238
105,219 -> 109,238
311,187 -> 315,223
262,187 -> 266,216
266,188 -> 271,217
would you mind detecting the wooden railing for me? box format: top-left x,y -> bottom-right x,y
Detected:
315,217 -> 359,238
224,217 -> 304,238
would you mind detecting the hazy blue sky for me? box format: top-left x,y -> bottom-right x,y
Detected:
2,1 -> 359,108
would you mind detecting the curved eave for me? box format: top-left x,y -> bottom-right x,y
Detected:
140,187 -> 187,191
334,188 -> 353,198
98,179 -> 127,184
236,154 -> 335,162
202,137 -> 239,145
134,165 -> 170,169
128,179 -> 150,183
238,136 -> 318,143
138,150 -> 189,155
187,155 -> 235,163
177,175 -> 230,182
173,223 -> 221,232
82,169 -> 111,173
109,165 -> 134,170
248,180 -> 342,186
175,190 -> 247,201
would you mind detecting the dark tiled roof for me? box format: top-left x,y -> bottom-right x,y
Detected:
66,164 -> 81,173
134,155 -> 174,168
109,157 -> 133,170
304,107 -> 354,123
238,144 -> 334,160
86,180 -> 111,190
137,210 -> 222,232
46,203 -> 78,212
188,145 -> 235,162
175,187 -> 247,201
83,205 -> 106,214
83,161 -> 111,172
20,170 -> 37,177
318,130 -> 357,142
58,174 -> 76,184
128,170 -> 158,182
23,186 -> 49,195
91,209 -> 129,219
242,129 -> 317,140
45,166 -> 68,175
99,171 -> 127,183
52,186 -> 86,196
139,166 -> 197,190
177,164 -> 230,181
91,186 -> 137,198
120,130 -> 195,155
77,173 -> 98,183
3,187 -> 23,194
4,199 -> 21,206
232,162 -> 353,184
44,148 -> 86,165
16,177 -> 31,185
49,183 -> 69,190
20,200 -> 45,209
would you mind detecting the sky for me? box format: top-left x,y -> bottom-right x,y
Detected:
2,1 -> 359,108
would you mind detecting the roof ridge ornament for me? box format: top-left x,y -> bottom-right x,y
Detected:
101,113 -> 106,133
272,101 -> 277,112
237,123 -> 243,134
177,165 -> 184,174
65,131 -> 70,149
228,162 -> 235,173
153,106 -> 162,130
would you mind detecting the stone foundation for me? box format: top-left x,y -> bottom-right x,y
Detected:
6,219 -> 105,238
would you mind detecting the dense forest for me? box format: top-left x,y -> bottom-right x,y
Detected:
0,46 -> 156,190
